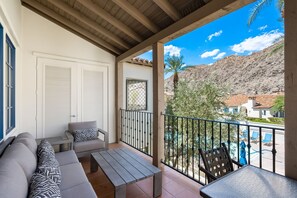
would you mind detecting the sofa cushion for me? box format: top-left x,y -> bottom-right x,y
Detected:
0,159 -> 28,198
73,128 -> 97,142
74,139 -> 105,153
2,143 -> 36,182
28,173 -> 61,198
13,136 -> 37,156
17,132 -> 35,140
55,150 -> 79,166
59,163 -> 88,191
61,182 -> 97,198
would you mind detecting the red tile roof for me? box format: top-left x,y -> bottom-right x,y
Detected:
224,94 -> 249,107
225,94 -> 284,109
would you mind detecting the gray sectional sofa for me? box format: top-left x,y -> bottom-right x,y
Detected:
0,132 -> 97,198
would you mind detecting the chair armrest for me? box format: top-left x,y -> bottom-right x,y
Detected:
232,159 -> 243,167
98,129 -> 109,150
198,165 -> 217,182
65,130 -> 74,141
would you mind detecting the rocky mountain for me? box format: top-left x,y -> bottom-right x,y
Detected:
165,41 -> 284,95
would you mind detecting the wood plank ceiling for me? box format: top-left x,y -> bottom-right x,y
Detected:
21,0 -> 253,61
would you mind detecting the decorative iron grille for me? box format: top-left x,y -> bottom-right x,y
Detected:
126,80 -> 147,110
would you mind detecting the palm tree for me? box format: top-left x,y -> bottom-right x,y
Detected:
165,55 -> 184,90
248,0 -> 284,26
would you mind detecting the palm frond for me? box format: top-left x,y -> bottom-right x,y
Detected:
248,0 -> 273,26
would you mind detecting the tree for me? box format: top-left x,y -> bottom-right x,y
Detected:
248,0 -> 284,26
165,55 -> 185,90
164,80 -> 242,172
271,95 -> 285,114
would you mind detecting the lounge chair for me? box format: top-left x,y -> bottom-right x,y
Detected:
262,133 -> 272,146
240,129 -> 248,140
251,131 -> 259,143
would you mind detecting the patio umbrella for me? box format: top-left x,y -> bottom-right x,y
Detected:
239,141 -> 247,165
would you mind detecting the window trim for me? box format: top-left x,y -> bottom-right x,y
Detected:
5,35 -> 15,134
0,24 -> 3,140
126,79 -> 148,111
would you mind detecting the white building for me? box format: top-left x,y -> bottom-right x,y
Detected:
224,94 -> 284,119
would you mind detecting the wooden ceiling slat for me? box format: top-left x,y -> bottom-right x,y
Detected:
152,0 -> 181,21
49,0 -> 131,49
111,0 -> 160,33
116,0 -> 254,62
21,0 -> 122,55
77,0 -> 143,42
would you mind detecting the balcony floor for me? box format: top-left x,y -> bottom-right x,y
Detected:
79,142 -> 203,198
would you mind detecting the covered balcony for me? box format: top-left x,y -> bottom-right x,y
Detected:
0,0 -> 297,197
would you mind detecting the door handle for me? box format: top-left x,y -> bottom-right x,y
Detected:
70,115 -> 76,117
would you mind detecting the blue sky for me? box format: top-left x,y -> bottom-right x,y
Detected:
138,0 -> 284,74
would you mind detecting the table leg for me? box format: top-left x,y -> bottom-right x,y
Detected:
115,185 -> 126,198
153,172 -> 162,197
60,144 -> 64,152
90,154 -> 98,173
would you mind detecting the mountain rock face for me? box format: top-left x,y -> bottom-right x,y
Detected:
165,42 -> 284,95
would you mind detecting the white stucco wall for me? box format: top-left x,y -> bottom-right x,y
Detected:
0,0 -> 22,139
123,63 -> 153,112
21,7 -> 116,142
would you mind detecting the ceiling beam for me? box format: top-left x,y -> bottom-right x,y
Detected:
50,0 -> 131,49
152,0 -> 181,21
21,0 -> 122,55
77,0 -> 143,42
116,0 -> 255,62
111,0 -> 160,33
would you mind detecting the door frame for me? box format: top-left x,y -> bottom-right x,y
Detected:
36,54 -> 110,138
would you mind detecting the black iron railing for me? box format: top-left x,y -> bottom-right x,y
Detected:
163,114 -> 284,185
120,109 -> 285,185
120,109 -> 153,156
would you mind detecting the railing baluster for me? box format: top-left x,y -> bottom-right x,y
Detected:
192,119 -> 194,178
247,125 -> 251,165
211,121 -> 214,149
259,127 -> 262,169
272,129 -> 276,173
182,117 -> 184,173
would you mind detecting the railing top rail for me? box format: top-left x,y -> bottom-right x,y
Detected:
120,108 -> 153,114
162,113 -> 284,131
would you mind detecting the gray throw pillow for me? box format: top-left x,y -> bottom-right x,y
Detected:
29,173 -> 61,198
73,128 -> 97,142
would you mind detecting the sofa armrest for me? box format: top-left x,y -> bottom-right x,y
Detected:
98,129 -> 109,150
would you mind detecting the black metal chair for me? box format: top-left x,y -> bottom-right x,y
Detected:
198,143 -> 242,183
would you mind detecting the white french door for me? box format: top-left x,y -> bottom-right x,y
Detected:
36,58 -> 108,138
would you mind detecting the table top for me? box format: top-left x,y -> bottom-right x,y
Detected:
91,148 -> 161,187
36,136 -> 72,145
200,165 -> 297,198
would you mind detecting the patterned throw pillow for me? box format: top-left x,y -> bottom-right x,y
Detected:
39,152 -> 59,168
37,140 -> 55,159
36,164 -> 62,186
29,173 -> 61,198
73,128 -> 98,142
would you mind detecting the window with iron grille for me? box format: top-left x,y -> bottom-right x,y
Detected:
126,80 -> 147,110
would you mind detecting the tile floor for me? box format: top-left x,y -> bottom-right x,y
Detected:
80,142 -> 203,198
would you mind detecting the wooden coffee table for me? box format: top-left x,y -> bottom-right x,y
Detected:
90,148 -> 162,198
